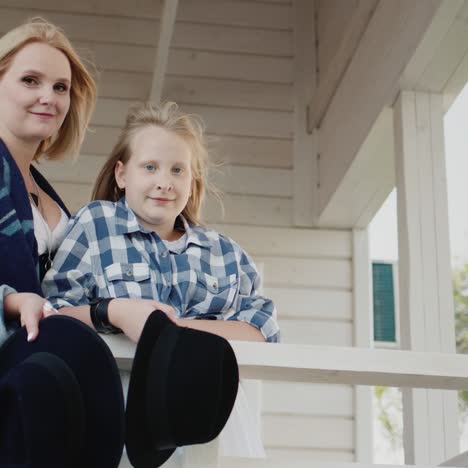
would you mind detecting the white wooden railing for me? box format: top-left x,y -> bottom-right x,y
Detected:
102,336 -> 468,468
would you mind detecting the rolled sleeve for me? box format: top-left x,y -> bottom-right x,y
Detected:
225,247 -> 280,343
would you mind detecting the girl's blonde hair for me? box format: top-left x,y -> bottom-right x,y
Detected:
0,17 -> 97,160
92,101 -> 216,226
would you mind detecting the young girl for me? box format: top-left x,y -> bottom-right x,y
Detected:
42,102 -> 279,463
42,102 -> 280,345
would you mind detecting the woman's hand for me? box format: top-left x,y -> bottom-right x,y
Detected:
4,292 -> 57,342
108,298 -> 177,343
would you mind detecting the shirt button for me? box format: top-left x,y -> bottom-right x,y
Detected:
126,270 -> 133,277
161,252 -> 168,258
213,282 -> 218,290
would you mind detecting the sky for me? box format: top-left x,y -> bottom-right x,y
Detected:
369,82 -> 468,267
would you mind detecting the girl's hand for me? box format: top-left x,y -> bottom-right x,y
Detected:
6,293 -> 58,342
108,298 -> 177,343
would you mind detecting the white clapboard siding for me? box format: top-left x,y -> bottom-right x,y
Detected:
264,287 -> 353,321
262,415 -> 354,450
0,7 -> 291,56
279,319 -> 353,346
256,256 -> 351,290
52,182 -> 92,213
162,76 -> 293,111
92,99 -> 293,139
35,155 -> 106,184
1,0 -> 292,29
262,382 -> 353,417
81,129 -> 292,168
0,8 -> 160,46
203,194 -> 293,227
212,166 -> 292,198
212,224 -> 352,258
221,449 -> 354,468
74,41 -> 293,83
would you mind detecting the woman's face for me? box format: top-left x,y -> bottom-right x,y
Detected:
0,42 -> 71,146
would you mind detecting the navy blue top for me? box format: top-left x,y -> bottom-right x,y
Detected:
0,138 -> 70,296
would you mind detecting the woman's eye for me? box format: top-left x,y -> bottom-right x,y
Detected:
172,167 -> 183,174
54,83 -> 69,93
22,76 -> 37,86
144,164 -> 155,172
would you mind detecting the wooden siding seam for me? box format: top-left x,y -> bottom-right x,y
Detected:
170,45 -> 293,60
0,6 -> 161,22
165,73 -> 295,88
175,18 -> 292,33
264,445 -> 354,452
280,316 -> 352,323
264,283 -> 352,292
261,412 -> 354,421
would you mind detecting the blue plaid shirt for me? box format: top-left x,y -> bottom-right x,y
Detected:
42,198 -> 279,342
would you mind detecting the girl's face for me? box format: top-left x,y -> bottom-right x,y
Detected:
115,125 -> 193,240
0,42 -> 71,148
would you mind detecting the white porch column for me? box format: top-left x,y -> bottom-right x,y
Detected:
393,90 -> 458,464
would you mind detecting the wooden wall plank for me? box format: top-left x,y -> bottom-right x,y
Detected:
74,41 -> 293,83
212,224 -> 352,259
53,182 -> 92,213
173,21 -> 292,57
92,99 -> 293,139
262,415 -> 353,450
163,76 -> 293,111
0,0 -> 292,29
203,194 -> 292,227
167,48 -> 293,83
210,136 -> 292,169
82,130 -> 292,168
0,0 -> 162,19
264,288 -> 352,321
213,166 -> 292,198
0,7 -> 291,55
257,256 -> 352,289
262,382 -> 353,416
279,318 -> 353,345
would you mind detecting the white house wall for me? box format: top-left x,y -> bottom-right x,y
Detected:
0,0 -> 369,464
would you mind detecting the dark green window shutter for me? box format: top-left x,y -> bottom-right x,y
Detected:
373,262 -> 396,342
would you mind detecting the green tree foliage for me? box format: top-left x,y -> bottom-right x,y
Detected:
375,264 -> 468,447
452,263 -> 468,417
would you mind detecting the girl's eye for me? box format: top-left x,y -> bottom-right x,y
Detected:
54,83 -> 69,93
22,76 -> 38,86
172,167 -> 183,174
144,164 -> 155,172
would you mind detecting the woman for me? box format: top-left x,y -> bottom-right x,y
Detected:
0,17 -> 96,343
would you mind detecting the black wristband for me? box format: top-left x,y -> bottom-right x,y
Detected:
89,298 -> 122,334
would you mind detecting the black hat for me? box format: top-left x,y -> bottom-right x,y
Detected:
125,311 -> 239,468
0,315 -> 125,467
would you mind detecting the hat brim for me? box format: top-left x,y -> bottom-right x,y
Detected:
0,315 -> 125,468
126,311 -> 239,468
126,311 -> 176,468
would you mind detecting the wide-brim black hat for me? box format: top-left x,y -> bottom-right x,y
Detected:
125,311 -> 239,468
0,315 -> 125,467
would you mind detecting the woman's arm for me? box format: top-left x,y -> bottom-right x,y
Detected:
3,291 -> 56,341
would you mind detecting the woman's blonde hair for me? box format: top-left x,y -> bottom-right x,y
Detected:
92,101 -> 216,226
0,17 -> 97,160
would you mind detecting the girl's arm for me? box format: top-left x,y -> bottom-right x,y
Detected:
179,242 -> 280,343
174,317 -> 265,341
